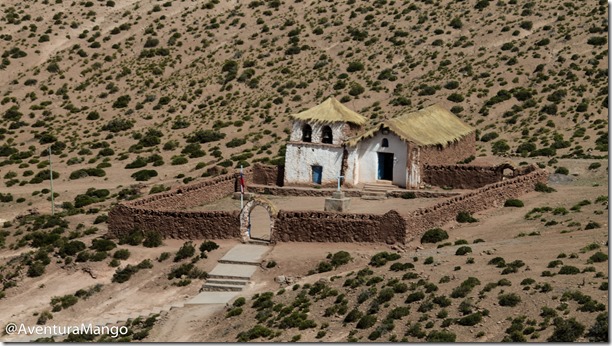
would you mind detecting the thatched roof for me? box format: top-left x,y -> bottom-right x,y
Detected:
290,97 -> 368,126
347,104 -> 474,147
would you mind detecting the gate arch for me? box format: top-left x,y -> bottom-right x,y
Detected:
240,196 -> 278,242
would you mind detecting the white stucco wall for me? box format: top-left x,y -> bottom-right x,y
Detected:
355,132 -> 408,187
284,143 -> 345,185
290,121 -> 347,145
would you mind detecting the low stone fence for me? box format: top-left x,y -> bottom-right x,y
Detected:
273,210 -> 406,244
405,165 -> 548,241
108,162 -> 548,245
423,164 -> 505,189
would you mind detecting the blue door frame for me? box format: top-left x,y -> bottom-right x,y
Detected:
312,165 -> 323,184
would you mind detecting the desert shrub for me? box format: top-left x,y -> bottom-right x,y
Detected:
199,241 -> 219,258
555,167 -> 569,175
585,222 -> 601,230
27,261 -> 46,277
451,277 -> 481,298
187,129 -> 226,143
558,266 -> 580,275
90,238 -> 116,252
317,261 -> 333,273
587,313 -> 608,342
112,265 -> 139,283
504,199 -> 524,207
588,162 -> 602,170
535,182 -> 556,193
233,297 -> 246,307
102,118 -> 133,132
174,242 -> 196,262
226,307 -> 243,318
498,293 -> 521,307
329,251 -> 352,267
236,324 -> 273,342
427,330 -> 456,342
421,228 -> 448,243
548,317 -> 585,342
344,308 -> 364,323
131,169 -> 158,181
588,252 -> 608,263
369,252 -> 400,267
113,249 -> 130,260
455,246 -> 472,256
401,192 -> 416,199
389,262 -> 414,271
356,315 -> 377,329
456,212 -> 477,223
143,231 -> 163,247
457,312 -> 482,326
405,291 -> 425,303
424,257 -> 434,264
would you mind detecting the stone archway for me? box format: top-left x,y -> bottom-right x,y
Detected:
240,196 -> 278,243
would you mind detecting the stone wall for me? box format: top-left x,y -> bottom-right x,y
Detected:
423,164 -> 503,189
108,168 -> 254,238
108,162 -> 548,245
404,165 -> 548,241
109,206 -> 240,240
126,168 -> 254,211
252,163 -> 284,186
419,133 -> 476,166
273,210 -> 406,244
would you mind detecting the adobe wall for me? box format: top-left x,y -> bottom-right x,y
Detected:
126,168 -> 253,211
404,165 -> 548,241
419,132 -> 476,166
422,164 -> 502,189
252,163 -> 284,186
273,210 -> 406,244
108,168 -> 254,238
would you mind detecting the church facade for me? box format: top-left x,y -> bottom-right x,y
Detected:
284,98 -> 476,189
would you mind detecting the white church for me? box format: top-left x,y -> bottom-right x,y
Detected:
284,97 -> 476,189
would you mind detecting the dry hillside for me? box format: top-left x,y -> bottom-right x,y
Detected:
0,0 -> 608,217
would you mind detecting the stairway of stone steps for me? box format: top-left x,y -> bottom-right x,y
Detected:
361,182 -> 398,200
11,243 -> 271,342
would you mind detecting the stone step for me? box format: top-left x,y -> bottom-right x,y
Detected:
201,283 -> 245,292
246,239 -> 271,246
361,192 -> 387,200
206,278 -> 249,286
208,263 -> 257,280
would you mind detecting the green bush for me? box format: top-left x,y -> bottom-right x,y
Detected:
344,308 -> 364,323
457,312 -> 482,326
112,265 -> 139,283
174,241 -> 196,262
369,252 -> 401,267
535,182 -> 556,193
330,251 -> 352,267
588,162 -> 602,170
554,167 -> 569,175
199,241 -> 219,257
113,249 -> 131,260
558,265 -> 580,275
102,118 -> 133,132
504,199 -> 524,207
405,291 -> 425,303
421,228 -> 448,244
456,212 -> 478,223
143,231 -> 163,247
588,252 -> 608,263
585,221 -> 601,230
498,293 -> 521,307
356,315 -> 377,329
455,246 -> 472,256
426,330 -> 456,342
587,313 -> 608,342
28,261 -> 46,277
131,169 -> 158,181
90,238 -> 116,252
548,317 -> 585,342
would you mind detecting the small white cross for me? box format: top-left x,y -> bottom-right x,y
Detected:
337,175 -> 344,191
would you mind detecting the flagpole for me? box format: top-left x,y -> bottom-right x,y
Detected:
240,165 -> 244,210
49,147 -> 55,216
